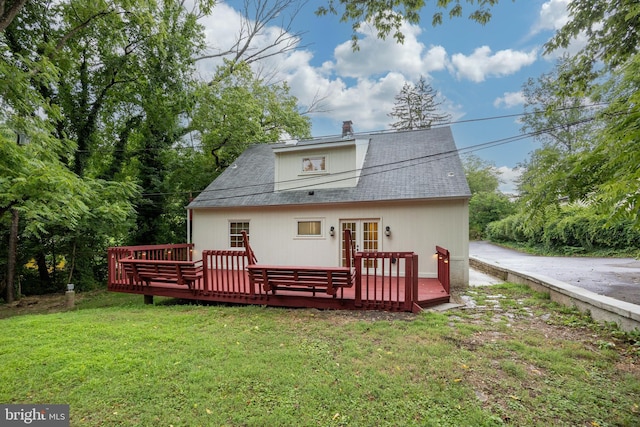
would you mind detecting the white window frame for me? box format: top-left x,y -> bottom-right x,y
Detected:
295,218 -> 324,239
301,155 -> 328,174
229,220 -> 250,248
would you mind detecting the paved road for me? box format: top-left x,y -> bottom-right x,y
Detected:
470,241 -> 640,305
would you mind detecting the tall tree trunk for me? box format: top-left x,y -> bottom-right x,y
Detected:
6,208 -> 19,303
36,251 -> 51,290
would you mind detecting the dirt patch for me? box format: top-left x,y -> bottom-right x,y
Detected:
0,293 -> 83,319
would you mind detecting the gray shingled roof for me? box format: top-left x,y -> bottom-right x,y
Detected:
188,126 -> 471,209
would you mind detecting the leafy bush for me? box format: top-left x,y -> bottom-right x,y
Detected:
485,211 -> 528,243
486,203 -> 640,253
468,191 -> 515,239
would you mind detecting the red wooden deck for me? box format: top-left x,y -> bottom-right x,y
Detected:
107,242 -> 451,313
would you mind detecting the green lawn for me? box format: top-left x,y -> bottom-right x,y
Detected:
1,285 -> 639,426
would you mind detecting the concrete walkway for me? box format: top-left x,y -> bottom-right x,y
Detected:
468,241 -> 640,332
470,241 -> 640,305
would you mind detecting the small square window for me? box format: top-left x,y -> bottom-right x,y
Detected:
229,221 -> 249,247
297,220 -> 322,236
302,156 -> 326,173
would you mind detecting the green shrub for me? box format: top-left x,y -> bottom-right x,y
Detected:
487,203 -> 640,254
469,191 -> 515,239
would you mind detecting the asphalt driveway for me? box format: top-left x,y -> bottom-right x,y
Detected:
470,241 -> 640,305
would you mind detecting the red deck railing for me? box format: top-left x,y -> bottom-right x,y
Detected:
436,246 -> 450,294
355,252 -> 419,312
107,243 -> 450,312
199,250 -> 256,297
107,243 -> 195,289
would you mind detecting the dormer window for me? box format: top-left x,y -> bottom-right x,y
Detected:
302,156 -> 327,173
272,138 -> 368,191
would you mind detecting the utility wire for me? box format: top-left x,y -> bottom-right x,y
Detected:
140,111 -> 611,200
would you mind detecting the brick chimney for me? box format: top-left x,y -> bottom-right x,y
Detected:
342,120 -> 353,137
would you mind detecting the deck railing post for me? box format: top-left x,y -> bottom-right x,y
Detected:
202,250 -> 209,293
107,249 -> 114,288
355,253 -> 362,307
403,254 -> 413,312
412,254 -> 419,305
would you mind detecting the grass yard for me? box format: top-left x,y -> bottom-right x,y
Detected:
1,284 -> 639,426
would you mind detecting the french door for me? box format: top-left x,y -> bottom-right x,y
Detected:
340,220 -> 380,268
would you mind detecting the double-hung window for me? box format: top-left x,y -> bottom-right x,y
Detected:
229,221 -> 250,248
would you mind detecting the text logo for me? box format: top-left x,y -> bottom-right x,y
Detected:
1,405 -> 69,426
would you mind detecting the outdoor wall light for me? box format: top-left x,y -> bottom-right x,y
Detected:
385,226 -> 391,237
330,226 -> 335,237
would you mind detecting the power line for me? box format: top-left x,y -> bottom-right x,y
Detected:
140,112 -> 610,200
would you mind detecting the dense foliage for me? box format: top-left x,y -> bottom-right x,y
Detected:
462,155 -> 514,240
487,1 -> 640,251
486,205 -> 640,255
0,0 -> 310,300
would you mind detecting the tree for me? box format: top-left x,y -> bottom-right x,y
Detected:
196,0 -> 307,80
520,57 -> 596,153
191,61 -> 311,169
582,55 -> 640,226
462,155 -> 500,195
0,0 -> 26,32
316,0 -> 502,48
1,0 -> 208,293
542,0 -> 640,226
389,77 -> 451,130
462,155 -> 513,239
545,0 -> 640,90
516,59 -> 600,219
469,191 -> 515,240
0,123 -> 98,301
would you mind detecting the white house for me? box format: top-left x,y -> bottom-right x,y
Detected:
187,125 -> 471,287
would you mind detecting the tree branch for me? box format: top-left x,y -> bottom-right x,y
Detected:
0,0 -> 27,32
195,0 -> 308,75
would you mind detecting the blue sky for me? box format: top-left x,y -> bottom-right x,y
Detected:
197,0 -> 579,192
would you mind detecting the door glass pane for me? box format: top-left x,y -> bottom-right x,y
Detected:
341,222 -> 356,267
340,220 -> 380,268
362,221 -> 379,268
363,222 -> 378,252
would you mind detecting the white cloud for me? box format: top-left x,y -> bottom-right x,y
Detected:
531,0 -> 589,59
274,21 -> 461,132
450,46 -> 538,82
331,22 -> 447,81
193,4 -> 537,137
195,3 -> 244,79
423,45 -> 448,73
495,166 -> 523,195
494,91 -> 525,108
195,7 -> 458,133
532,0 -> 570,33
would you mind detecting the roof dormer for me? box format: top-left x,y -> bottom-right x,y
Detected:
273,137 -> 370,192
